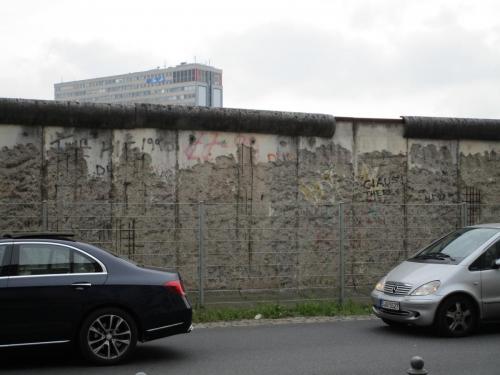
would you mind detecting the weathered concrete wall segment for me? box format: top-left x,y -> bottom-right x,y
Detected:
2,98 -> 500,299
3,99 -> 500,208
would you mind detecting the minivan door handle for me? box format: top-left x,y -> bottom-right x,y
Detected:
72,282 -> 92,290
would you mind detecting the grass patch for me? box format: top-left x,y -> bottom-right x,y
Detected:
193,300 -> 371,323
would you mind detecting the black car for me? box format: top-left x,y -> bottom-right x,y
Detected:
0,233 -> 192,365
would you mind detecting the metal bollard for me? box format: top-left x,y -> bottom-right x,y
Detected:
407,356 -> 428,375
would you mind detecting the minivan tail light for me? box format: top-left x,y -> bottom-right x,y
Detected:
164,280 -> 185,296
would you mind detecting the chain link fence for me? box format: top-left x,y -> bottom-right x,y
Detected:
0,201 -> 497,306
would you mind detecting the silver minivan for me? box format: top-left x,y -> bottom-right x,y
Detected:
371,224 -> 500,336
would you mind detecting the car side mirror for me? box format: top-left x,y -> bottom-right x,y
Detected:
493,259 -> 500,269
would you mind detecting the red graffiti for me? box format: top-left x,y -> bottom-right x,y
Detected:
184,132 -> 228,162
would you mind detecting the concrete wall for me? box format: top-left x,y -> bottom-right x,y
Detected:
1,99 -> 500,301
6,121 -> 499,206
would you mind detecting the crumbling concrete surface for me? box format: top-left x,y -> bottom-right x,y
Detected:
1,98 -> 500,299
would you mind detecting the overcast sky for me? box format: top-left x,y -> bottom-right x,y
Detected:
2,0 -> 500,118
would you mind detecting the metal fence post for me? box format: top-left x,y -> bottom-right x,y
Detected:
198,201 -> 205,307
338,202 -> 345,305
461,202 -> 468,227
42,200 -> 48,231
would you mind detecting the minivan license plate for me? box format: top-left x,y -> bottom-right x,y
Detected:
381,300 -> 400,311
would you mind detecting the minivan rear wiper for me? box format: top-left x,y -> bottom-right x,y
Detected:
413,253 -> 455,261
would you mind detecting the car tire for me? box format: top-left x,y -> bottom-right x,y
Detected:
435,295 -> 477,337
78,307 -> 138,365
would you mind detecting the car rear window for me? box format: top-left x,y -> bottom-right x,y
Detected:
16,244 -> 101,276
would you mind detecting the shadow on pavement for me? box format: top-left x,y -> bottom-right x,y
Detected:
370,319 -> 500,338
0,345 -> 83,369
0,343 -> 188,370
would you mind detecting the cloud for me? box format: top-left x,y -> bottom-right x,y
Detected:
214,24 -> 387,98
213,17 -> 500,117
2,0 -> 500,119
0,39 -> 159,99
44,39 -> 158,81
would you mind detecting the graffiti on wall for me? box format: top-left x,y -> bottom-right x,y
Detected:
140,137 -> 176,153
267,140 -> 294,162
359,164 -> 402,201
184,132 -> 230,162
183,132 -> 296,164
424,190 -> 447,203
49,133 -> 93,177
48,132 -> 176,180
299,169 -> 343,204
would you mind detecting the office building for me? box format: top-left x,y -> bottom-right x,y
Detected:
54,62 -> 223,107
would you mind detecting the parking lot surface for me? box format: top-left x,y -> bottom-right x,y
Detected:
2,317 -> 499,375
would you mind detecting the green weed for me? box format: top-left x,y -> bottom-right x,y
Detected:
193,300 -> 371,323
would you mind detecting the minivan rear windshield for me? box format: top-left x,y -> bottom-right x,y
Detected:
411,227 -> 500,264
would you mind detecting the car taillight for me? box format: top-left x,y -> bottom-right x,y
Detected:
164,280 -> 185,296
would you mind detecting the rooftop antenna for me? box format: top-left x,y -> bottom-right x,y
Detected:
163,60 -> 166,69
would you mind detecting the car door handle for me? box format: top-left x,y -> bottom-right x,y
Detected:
72,282 -> 92,290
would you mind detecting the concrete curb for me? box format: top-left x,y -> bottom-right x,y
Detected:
193,314 -> 377,329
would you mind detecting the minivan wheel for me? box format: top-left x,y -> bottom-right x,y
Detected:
436,295 -> 477,337
79,308 -> 138,365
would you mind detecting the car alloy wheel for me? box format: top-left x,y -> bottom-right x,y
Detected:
88,314 -> 132,360
79,308 -> 137,365
437,296 -> 477,337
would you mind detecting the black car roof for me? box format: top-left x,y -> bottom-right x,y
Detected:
0,232 -> 75,241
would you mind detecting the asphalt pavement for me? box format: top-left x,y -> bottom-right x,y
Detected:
2,317 -> 500,375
